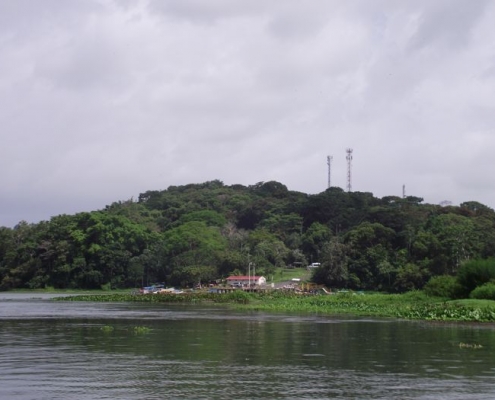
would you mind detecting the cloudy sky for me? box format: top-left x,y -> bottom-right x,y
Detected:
1,0 -> 495,227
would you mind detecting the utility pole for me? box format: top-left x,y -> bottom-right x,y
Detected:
248,262 -> 252,287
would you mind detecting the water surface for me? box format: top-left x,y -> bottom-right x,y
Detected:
1,293 -> 494,399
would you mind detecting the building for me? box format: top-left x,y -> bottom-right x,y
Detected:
226,275 -> 267,287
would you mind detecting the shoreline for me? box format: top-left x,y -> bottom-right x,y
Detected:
51,290 -> 495,323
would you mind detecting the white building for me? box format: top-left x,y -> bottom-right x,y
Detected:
226,275 -> 266,287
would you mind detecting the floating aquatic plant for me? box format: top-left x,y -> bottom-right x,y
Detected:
101,325 -> 114,333
459,342 -> 483,349
133,326 -> 151,334
54,292 -> 495,322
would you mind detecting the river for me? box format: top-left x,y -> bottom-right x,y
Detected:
1,293 -> 495,399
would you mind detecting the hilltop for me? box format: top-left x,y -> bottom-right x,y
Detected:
1,180 -> 494,293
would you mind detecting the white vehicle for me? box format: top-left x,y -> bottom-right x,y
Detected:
308,262 -> 321,269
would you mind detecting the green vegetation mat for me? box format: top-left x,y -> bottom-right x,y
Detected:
54,291 -> 495,323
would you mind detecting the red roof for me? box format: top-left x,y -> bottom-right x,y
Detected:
226,276 -> 263,281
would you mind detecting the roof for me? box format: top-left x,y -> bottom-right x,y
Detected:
226,276 -> 264,281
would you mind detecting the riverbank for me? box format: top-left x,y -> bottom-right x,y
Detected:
53,290 -> 495,323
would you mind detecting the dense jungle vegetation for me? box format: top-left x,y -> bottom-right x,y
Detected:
1,180 -> 495,296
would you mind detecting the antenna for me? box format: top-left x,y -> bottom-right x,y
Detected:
327,155 -> 333,189
346,148 -> 353,192
402,184 -> 406,198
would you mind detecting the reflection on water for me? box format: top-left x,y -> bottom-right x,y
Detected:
1,295 -> 495,399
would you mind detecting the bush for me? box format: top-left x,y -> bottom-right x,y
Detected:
457,259 -> 495,298
219,290 -> 252,304
469,282 -> 495,300
399,290 -> 430,302
423,275 -> 461,299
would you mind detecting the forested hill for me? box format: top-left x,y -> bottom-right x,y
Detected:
1,180 -> 494,292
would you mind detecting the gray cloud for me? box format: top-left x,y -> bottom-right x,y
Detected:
1,0 -> 495,227
408,0 -> 490,50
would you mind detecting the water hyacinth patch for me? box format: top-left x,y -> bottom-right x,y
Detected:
54,291 -> 495,323
101,325 -> 114,333
458,342 -> 483,349
133,326 -> 151,334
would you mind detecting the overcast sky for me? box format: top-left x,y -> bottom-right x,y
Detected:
1,0 -> 495,227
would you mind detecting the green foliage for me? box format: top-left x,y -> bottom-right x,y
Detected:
58,291 -> 495,322
169,265 -> 217,288
456,258 -> 495,298
133,326 -> 152,334
460,201 -> 494,216
3,180 -> 495,295
427,213 -> 480,274
341,222 -> 396,290
178,210 -> 227,227
458,342 -> 483,349
301,222 -> 332,262
101,325 -> 114,333
247,229 -> 289,273
394,263 -> 429,293
396,301 -> 495,322
469,282 -> 495,300
162,221 -> 226,287
423,275 -> 461,299
216,290 -> 252,304
396,290 -> 431,302
261,213 -> 302,241
312,237 -> 348,288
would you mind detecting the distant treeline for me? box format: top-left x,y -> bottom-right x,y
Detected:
1,180 -> 494,292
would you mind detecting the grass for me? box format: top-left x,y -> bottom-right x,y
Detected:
449,299 -> 495,308
269,268 -> 311,283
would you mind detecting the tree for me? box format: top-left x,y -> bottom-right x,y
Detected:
261,213 -> 302,242
177,210 -> 227,227
170,265 -> 218,288
394,263 -> 429,292
246,229 -> 290,275
4,179 -> 495,293
460,201 -> 494,217
312,237 -> 349,288
426,213 -> 480,274
343,222 -> 396,289
301,222 -> 332,263
456,258 -> 495,298
163,221 -> 226,287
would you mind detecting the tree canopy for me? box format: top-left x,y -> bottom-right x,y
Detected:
2,180 -> 495,292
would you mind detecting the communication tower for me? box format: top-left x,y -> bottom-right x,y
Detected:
346,148 -> 353,192
402,184 -> 406,198
327,155 -> 333,189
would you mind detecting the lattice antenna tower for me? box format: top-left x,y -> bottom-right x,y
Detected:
346,148 -> 353,192
402,184 -> 406,199
327,155 -> 333,189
